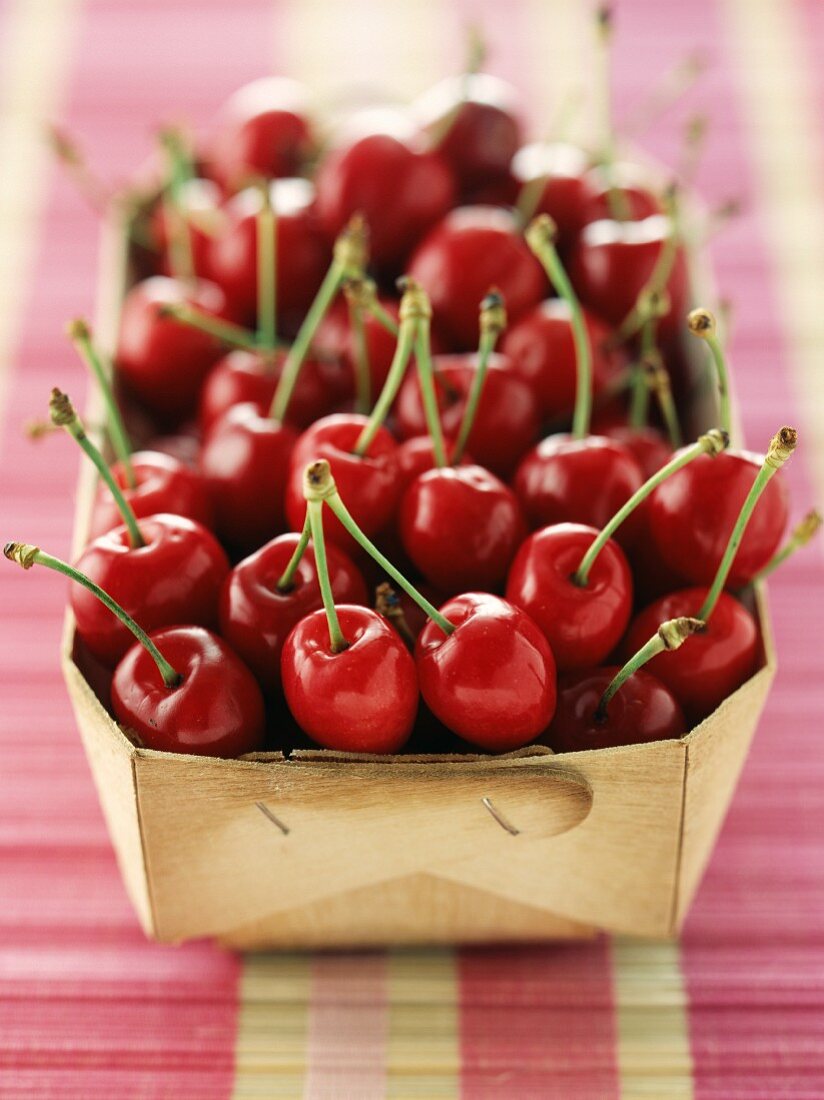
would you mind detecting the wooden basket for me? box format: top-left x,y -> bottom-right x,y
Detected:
60,208 -> 776,950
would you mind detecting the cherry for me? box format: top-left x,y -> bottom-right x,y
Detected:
511,142 -> 595,250
600,424 -> 673,479
407,206 -> 545,349
400,465 -> 526,595
89,450 -> 213,539
313,292 -> 401,405
4,542 -> 264,757
208,180 -> 328,335
206,77 -> 314,191
413,72 -> 522,194
116,276 -> 229,424
219,530 -> 367,694
578,162 -> 661,225
416,592 -> 557,752
506,523 -> 632,670
395,434 -> 470,494
546,666 -> 684,753
315,124 -> 455,272
501,299 -> 623,422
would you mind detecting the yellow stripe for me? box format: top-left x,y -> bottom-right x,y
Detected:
724,0 -> 824,496
231,953 -> 312,1099
0,0 -> 79,424
386,950 -> 460,1099
611,938 -> 694,1099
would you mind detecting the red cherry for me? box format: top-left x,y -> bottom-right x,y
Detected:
545,667 -> 684,752
578,162 -> 661,225
313,296 -> 401,400
200,402 -> 298,554
149,177 -> 223,280
89,450 -> 213,539
624,588 -> 759,720
315,129 -> 454,272
72,514 -> 229,666
116,276 -> 228,423
394,352 -> 540,477
506,522 -> 633,670
395,435 -> 471,494
407,207 -> 546,349
416,592 -> 557,752
413,73 -> 522,193
206,77 -> 314,190
284,414 -> 401,551
510,142 -> 596,250
463,170 -> 520,208
281,605 -> 418,753
198,347 -> 345,434
208,180 -> 328,335
501,299 -> 624,422
219,532 -> 367,694
399,465 -> 526,595
647,450 -> 789,587
569,215 -> 688,333
112,625 -> 265,757
600,425 -> 673,479
144,428 -> 203,470
514,434 -> 645,533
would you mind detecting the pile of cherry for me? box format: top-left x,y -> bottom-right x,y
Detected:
8,44 -> 820,761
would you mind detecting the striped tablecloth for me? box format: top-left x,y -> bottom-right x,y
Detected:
1,1 -> 823,1096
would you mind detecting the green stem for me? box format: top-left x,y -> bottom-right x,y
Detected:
750,509 -> 822,584
353,313 -> 416,456
256,187 -> 277,348
365,297 -> 399,338
646,353 -> 683,449
276,516 -> 311,592
67,319 -> 135,488
452,291 -> 506,463
347,296 -> 371,416
307,499 -> 348,653
574,429 -> 728,586
4,543 -> 179,686
628,361 -> 650,429
688,310 -> 732,438
159,128 -> 195,282
160,304 -> 259,351
698,427 -> 797,620
616,208 -> 680,342
50,389 -> 144,549
414,317 -> 448,468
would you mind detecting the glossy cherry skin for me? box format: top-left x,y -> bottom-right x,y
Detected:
501,299 -> 623,422
315,130 -> 454,272
281,605 -> 418,753
198,347 -> 345,434
570,215 -> 688,334
578,162 -> 661,226
200,403 -> 298,554
600,425 -> 672,479
206,77 -> 314,191
395,435 -> 470,494
399,465 -> 526,596
408,207 -> 546,349
149,177 -> 223,280
89,451 -> 213,540
416,592 -> 557,752
394,352 -> 540,478
514,434 -> 645,535
208,180 -> 328,335
116,276 -> 229,424
648,450 -> 789,588
510,142 -> 596,251
284,414 -> 401,551
506,523 -> 633,670
624,588 -> 759,721
112,625 -> 265,757
72,514 -> 229,666
314,296 -> 403,400
219,532 -> 368,695
413,73 -> 522,194
544,667 -> 685,753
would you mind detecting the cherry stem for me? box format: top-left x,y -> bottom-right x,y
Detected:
595,616 -> 704,721
275,515 -> 311,592
574,428 -> 728,586
623,51 -> 708,138
256,184 -> 277,348
594,6 -> 632,222
344,287 -> 371,415
676,114 -> 709,191
405,282 -> 447,469
645,351 -> 682,448
628,310 -> 660,428
428,25 -> 485,150
159,304 -> 260,351
4,542 -> 180,687
346,278 -> 399,338
375,581 -> 415,649
306,460 -> 454,637
270,215 -> 368,424
527,215 -> 592,438
306,498 -> 349,653
688,308 -> 732,438
616,191 -> 681,342
158,127 -> 195,283
352,281 -> 422,456
698,426 -> 798,620
452,290 -> 506,463
67,318 -> 136,488
750,508 -> 822,584
47,125 -> 112,215
50,388 -> 145,549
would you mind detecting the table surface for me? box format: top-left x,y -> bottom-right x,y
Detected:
1,1 -> 823,1097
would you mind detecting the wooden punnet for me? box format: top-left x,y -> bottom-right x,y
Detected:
60,210 -> 776,949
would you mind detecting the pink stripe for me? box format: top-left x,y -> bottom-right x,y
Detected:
304,953 -> 388,1098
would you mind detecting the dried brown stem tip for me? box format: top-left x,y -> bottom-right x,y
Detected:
597,5 -> 613,37
66,317 -> 91,342
4,542 -> 39,569
343,277 -> 377,310
657,616 -> 705,650
49,388 -> 78,428
302,458 -> 336,502
24,419 -> 57,441
334,213 -> 369,276
398,277 -> 432,323
46,125 -> 81,165
697,428 -> 730,456
525,214 -> 558,253
480,288 -> 507,336
766,426 -> 798,469
687,307 -> 716,338
795,509 -> 823,544
638,288 -> 671,322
